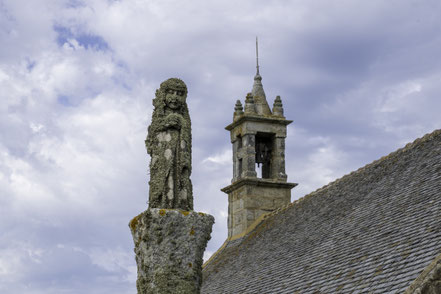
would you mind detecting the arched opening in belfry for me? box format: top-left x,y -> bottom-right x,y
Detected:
255,132 -> 273,179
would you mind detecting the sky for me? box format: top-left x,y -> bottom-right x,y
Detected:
1,0 -> 441,293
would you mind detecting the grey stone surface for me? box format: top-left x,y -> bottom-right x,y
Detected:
233,100 -> 244,119
272,95 -> 284,117
146,78 -> 193,210
131,78 -> 214,294
222,178 -> 296,237
251,73 -> 271,115
130,209 -> 214,294
223,71 -> 295,238
244,92 -> 256,115
203,129 -> 441,293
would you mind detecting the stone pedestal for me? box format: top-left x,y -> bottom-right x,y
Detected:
129,208 -> 214,294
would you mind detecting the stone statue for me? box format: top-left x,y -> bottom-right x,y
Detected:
131,78 -> 213,294
145,78 -> 193,211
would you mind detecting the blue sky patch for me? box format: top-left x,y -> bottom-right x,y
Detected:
54,25 -> 109,51
26,58 -> 36,71
2,2 -> 441,294
65,0 -> 85,8
57,95 -> 73,107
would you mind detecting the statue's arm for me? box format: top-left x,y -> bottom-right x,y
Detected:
164,113 -> 182,129
146,124 -> 158,155
146,113 -> 184,155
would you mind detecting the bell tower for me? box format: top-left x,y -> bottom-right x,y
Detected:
222,39 -> 297,238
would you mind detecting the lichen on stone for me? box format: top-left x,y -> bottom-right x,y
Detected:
146,78 -> 193,211
130,78 -> 215,294
130,215 -> 140,231
130,209 -> 214,294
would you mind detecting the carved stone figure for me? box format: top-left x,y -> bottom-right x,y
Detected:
145,78 -> 193,210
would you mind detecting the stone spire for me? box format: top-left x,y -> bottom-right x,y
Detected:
251,37 -> 272,116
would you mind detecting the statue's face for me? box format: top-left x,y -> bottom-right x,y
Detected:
165,88 -> 186,110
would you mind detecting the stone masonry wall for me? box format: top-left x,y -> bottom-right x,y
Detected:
228,182 -> 291,237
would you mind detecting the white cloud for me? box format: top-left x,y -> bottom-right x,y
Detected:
202,149 -> 232,166
1,0 -> 441,293
29,123 -> 44,133
87,247 -> 137,282
203,250 -> 214,262
377,80 -> 422,113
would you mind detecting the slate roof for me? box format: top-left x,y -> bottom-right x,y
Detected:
202,129 -> 441,294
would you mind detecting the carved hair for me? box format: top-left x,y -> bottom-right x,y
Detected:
145,78 -> 193,210
152,78 -> 188,117
146,78 -> 192,159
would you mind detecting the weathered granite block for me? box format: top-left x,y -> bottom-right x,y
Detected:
129,208 -> 214,294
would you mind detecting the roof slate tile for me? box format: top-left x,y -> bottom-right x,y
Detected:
202,129 -> 441,294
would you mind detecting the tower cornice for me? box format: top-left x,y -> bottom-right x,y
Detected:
221,178 -> 297,194
225,114 -> 293,131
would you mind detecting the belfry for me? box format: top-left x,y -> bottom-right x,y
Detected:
221,39 -> 297,237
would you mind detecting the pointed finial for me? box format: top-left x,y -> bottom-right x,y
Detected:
244,93 -> 256,114
272,95 -> 284,117
234,99 -> 244,119
256,36 -> 260,75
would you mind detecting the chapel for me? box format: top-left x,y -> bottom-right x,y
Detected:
201,57 -> 441,293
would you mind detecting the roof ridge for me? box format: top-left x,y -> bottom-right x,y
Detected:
203,128 -> 441,292
260,128 -> 441,222
203,129 -> 440,270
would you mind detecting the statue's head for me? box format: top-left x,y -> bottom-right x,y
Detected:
158,78 -> 188,110
152,78 -> 189,119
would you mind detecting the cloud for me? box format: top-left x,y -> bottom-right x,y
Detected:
1,0 -> 441,293
54,25 -> 109,51
202,149 -> 232,166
